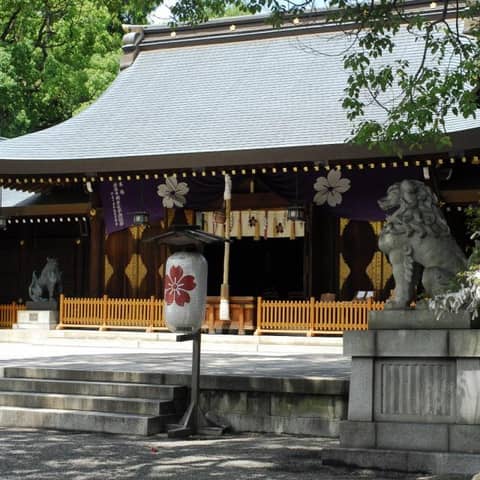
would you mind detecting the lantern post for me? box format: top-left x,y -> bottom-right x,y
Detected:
147,223 -> 227,437
219,174 -> 232,321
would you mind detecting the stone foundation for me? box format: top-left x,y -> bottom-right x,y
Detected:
322,313 -> 480,475
200,387 -> 347,436
15,310 -> 58,330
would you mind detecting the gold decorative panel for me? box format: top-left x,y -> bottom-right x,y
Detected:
339,218 -> 393,298
125,253 -> 148,291
158,262 -> 165,280
104,256 -> 114,287
185,210 -> 194,225
366,251 -> 383,291
130,225 -> 146,240
339,253 -> 351,291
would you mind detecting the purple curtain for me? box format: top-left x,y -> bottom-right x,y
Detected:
260,167 -> 422,221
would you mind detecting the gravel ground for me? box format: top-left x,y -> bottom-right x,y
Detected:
0,428 -> 472,480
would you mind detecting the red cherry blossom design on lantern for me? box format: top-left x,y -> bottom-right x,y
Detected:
164,265 -> 196,306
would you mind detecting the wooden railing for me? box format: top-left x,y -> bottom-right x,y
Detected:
204,296 -> 255,334
58,295 -> 166,331
59,295 -> 257,333
58,295 -> 384,334
0,302 -> 26,329
255,297 -> 384,336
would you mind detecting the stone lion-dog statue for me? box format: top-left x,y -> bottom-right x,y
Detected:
28,257 -> 63,302
378,179 -> 466,310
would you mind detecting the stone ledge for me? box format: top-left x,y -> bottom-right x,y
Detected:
340,421 -> 480,454
450,331 -> 480,357
345,329 -> 480,357
223,413 -> 341,436
345,329 -> 451,357
322,447 -> 480,475
369,309 -> 470,330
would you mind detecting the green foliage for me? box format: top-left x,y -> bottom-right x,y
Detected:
430,204 -> 480,318
207,4 -> 251,19
0,0 -> 158,138
170,0 -> 480,155
171,1 -> 257,25
466,204 -> 480,240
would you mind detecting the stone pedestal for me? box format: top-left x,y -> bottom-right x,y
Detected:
25,300 -> 58,311
14,310 -> 58,330
322,310 -> 480,475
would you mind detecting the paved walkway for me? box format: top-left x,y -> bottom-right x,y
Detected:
0,428 -> 470,480
0,335 -> 350,378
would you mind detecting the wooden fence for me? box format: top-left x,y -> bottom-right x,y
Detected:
204,296 -> 255,334
254,297 -> 384,336
58,295 -> 384,334
0,303 -> 26,329
58,295 -> 166,331
58,295 -> 256,332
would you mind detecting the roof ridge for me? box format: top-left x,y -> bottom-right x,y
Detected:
120,0 -> 462,69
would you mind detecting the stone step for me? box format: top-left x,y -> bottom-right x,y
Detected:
0,378 -> 187,400
0,391 -> 177,416
3,367 -> 188,386
0,406 -> 177,435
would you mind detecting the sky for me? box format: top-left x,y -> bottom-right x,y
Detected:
146,0 -> 321,24
148,1 -> 176,24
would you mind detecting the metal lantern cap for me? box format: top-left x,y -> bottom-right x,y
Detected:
147,224 -> 225,248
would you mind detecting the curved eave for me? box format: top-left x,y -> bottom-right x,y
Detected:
0,144 -> 340,175
0,128 -> 478,175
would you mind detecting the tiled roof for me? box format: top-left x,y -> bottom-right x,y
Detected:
0,13 -> 477,174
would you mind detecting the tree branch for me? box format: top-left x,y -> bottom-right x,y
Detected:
0,7 -> 21,42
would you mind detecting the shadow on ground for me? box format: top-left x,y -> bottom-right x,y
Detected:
0,428 -> 468,480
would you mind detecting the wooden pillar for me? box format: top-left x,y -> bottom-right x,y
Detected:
88,212 -> 104,297
18,227 -> 28,303
304,204 -> 313,298
310,207 -> 339,299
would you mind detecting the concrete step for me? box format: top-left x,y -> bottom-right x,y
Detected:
4,367 -> 185,386
0,406 -> 177,435
0,391 -> 176,416
0,377 -> 187,400
0,367 -> 189,435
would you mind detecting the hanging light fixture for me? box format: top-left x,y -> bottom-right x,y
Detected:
287,205 -> 305,222
133,211 -> 150,226
132,179 -> 150,226
287,172 -> 305,222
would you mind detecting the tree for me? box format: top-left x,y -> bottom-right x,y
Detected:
430,205 -> 480,319
168,0 -> 480,154
0,0 -> 158,138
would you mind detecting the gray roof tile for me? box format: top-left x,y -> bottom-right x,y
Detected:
0,22 -> 477,171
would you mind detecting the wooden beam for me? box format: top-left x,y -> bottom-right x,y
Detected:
2,203 -> 91,217
441,190 -> 480,204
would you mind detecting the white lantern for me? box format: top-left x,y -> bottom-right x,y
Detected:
164,251 -> 208,333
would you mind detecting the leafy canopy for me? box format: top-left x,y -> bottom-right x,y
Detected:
169,0 -> 480,154
0,0 -> 158,138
